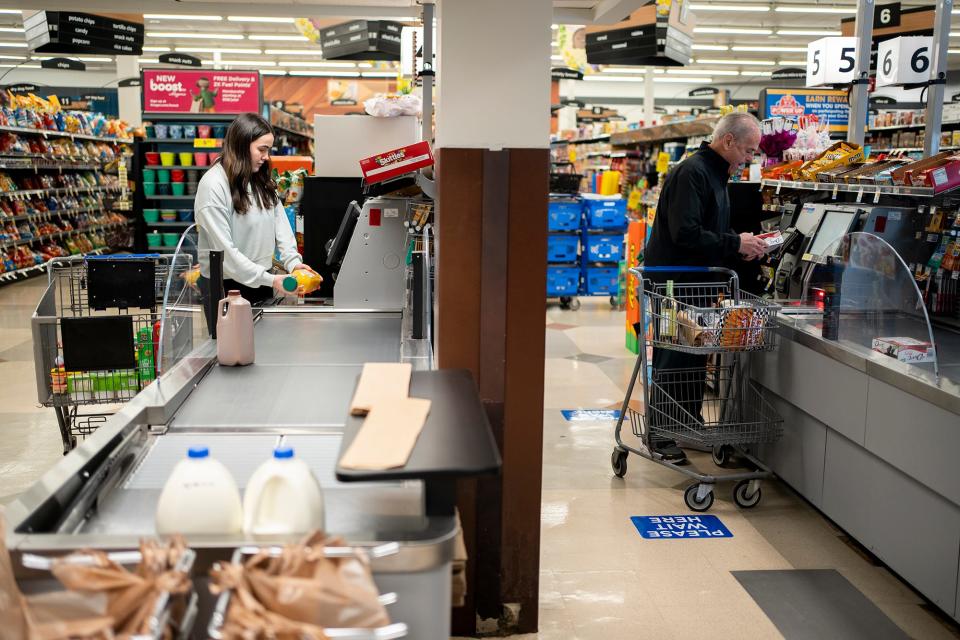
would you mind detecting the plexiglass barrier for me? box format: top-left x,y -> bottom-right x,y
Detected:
799,231 -> 939,378
157,224 -> 206,376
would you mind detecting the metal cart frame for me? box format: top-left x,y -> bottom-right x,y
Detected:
611,266 -> 784,511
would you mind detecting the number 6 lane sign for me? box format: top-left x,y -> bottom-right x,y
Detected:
876,36 -> 932,87
806,37 -> 858,87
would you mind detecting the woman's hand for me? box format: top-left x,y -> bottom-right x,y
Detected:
292,263 -> 319,276
272,274 -> 298,296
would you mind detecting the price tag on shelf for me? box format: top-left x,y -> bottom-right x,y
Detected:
806,37 -> 858,87
194,138 -> 220,148
876,36 -> 932,87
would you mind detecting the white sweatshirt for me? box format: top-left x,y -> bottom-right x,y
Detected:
195,163 -> 302,288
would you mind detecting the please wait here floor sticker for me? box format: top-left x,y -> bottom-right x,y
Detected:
630,515 -> 733,539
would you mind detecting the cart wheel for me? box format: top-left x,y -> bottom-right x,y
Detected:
733,480 -> 762,509
684,483 -> 714,512
711,444 -> 734,468
609,295 -> 617,308
569,297 -> 581,311
611,448 -> 628,478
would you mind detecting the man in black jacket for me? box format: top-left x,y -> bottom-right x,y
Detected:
643,112 -> 767,462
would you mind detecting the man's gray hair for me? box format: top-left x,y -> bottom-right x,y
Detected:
712,112 -> 761,142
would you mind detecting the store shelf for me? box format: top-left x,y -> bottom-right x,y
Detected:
611,117 -> 719,147
147,244 -> 182,252
146,221 -> 192,227
0,154 -> 118,170
869,119 -> 960,132
868,146 -> 960,154
0,221 -> 129,250
759,178 -> 959,199
551,134 -> 611,146
144,194 -> 196,201
0,185 -> 121,198
143,164 -> 211,171
141,138 -> 222,148
0,125 -> 132,144
272,123 -> 313,139
143,113 -> 234,122
0,248 -> 111,284
3,206 -> 109,223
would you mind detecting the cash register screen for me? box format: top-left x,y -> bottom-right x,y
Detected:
809,210 -> 856,257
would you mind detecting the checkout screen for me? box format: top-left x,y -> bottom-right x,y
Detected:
809,210 -> 855,257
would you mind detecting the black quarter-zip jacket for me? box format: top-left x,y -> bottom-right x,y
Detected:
644,141 -> 742,267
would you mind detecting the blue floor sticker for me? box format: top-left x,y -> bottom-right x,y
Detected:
561,409 -> 621,421
630,515 -> 733,539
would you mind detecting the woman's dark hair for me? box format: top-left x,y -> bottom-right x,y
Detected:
216,113 -> 278,215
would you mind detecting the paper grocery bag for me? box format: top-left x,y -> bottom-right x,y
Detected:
0,508 -> 29,640
339,397 -> 432,470
22,591 -> 113,640
349,362 -> 412,416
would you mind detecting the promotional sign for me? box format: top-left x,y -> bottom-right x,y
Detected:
359,140 -> 434,185
760,88 -> 851,132
158,52 -> 201,67
142,69 -> 261,114
876,36 -> 931,87
806,37 -> 858,87
40,57 -> 85,71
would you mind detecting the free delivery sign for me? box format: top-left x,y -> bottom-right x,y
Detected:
142,69 -> 261,114
760,88 -> 851,133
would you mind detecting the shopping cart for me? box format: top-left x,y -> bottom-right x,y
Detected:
611,266 -> 784,511
32,252 -> 193,454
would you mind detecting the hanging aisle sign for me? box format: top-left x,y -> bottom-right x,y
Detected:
40,57 -> 85,71
876,36 -> 931,87
158,53 -> 201,67
806,37 -> 858,87
551,67 -> 583,80
689,86 -> 718,97
771,68 -> 807,81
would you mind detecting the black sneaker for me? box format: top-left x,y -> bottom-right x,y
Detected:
651,437 -> 687,462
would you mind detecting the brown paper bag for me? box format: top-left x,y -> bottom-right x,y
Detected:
348,362 -> 412,416
0,508 -> 31,640
22,591 -> 113,640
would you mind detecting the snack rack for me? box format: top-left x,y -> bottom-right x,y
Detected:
610,265 -> 784,511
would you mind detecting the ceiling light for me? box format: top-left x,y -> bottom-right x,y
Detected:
952,32 -> 960,37
288,70 -> 360,77
951,49 -> 960,54
740,70 -> 772,76
694,27 -> 773,35
551,24 -> 559,29
692,44 -> 729,51
777,59 -> 808,65
138,58 -> 160,64
583,75 -> 643,82
654,76 -> 714,83
696,58 -> 776,65
0,54 -> 24,59
142,46 -> 170,52
32,55 -> 114,62
601,66 -> 646,73
0,42 -> 27,47
263,48 -> 326,56
0,10 -> 23,14
202,59 -> 275,66
261,69 -> 288,75
147,32 -> 244,40
0,63 -> 39,68
280,60 -> 358,68
777,29 -> 842,36
732,45 -> 807,52
177,47 -> 261,54
361,71 -> 396,78
551,55 -> 564,61
689,3 -> 770,11
0,27 -> 23,32
775,5 -> 855,13
662,68 -> 740,75
144,14 -> 221,20
247,34 -> 309,41
227,16 -> 294,23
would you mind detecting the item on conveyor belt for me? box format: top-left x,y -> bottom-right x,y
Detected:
155,446 -> 243,535
216,290 -> 255,366
243,446 -> 326,535
281,270 -> 323,295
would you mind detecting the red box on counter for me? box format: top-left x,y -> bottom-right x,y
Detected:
359,141 -> 434,185
917,158 -> 960,193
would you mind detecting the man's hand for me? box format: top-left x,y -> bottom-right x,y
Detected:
738,233 -> 767,261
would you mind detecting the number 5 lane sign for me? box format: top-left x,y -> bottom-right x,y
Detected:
806,37 -> 858,87
876,36 -> 932,87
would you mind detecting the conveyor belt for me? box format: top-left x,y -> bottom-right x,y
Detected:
253,313 -> 402,365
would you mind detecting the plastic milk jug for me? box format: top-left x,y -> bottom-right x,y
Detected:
155,446 -> 243,535
243,446 -> 325,535
216,290 -> 255,366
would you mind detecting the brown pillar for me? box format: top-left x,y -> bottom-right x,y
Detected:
437,147 -> 548,634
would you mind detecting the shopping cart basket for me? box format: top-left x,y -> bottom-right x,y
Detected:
611,266 -> 783,511
32,253 -> 193,454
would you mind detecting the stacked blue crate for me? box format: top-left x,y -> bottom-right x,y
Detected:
547,195 -> 581,299
580,196 -> 626,297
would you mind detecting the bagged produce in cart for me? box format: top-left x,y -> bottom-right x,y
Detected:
209,532 -> 390,638
363,94 -> 422,118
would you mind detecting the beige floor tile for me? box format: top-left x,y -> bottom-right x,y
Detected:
656,603 -> 784,640
875,602 -> 960,640
565,325 -> 637,359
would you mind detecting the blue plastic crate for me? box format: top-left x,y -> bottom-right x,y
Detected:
581,231 -> 624,263
582,197 -> 627,229
582,264 -> 619,295
548,199 -> 582,231
547,233 -> 579,262
547,264 -> 580,297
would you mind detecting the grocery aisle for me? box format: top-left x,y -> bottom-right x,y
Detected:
528,298 -> 959,640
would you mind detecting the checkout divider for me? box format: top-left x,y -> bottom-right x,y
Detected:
10,189 -> 499,638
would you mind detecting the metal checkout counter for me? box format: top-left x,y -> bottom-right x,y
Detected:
9,191 -> 501,638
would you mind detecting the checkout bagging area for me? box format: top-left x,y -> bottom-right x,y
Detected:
5,113 -> 498,638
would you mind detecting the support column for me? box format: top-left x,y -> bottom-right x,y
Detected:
115,56 -> 141,127
435,0 -> 551,634
923,0 -> 952,157
846,0 -> 875,147
644,65 -> 655,126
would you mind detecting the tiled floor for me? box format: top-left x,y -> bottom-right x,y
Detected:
1,281 -> 958,638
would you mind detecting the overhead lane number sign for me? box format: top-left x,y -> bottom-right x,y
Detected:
806,37 -> 858,87
876,36 -> 932,87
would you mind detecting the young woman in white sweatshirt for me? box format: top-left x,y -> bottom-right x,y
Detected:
195,112 -> 318,304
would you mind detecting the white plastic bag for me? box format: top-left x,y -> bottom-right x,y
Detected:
363,94 -> 422,118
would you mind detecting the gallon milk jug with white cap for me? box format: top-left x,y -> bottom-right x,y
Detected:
155,446 -> 243,535
216,290 -> 254,366
243,446 -> 325,535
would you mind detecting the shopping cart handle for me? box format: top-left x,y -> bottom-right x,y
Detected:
85,254 -> 162,260
630,266 -> 739,277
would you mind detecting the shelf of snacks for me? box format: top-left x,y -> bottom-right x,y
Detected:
609,116 -> 719,147
0,93 -> 132,143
